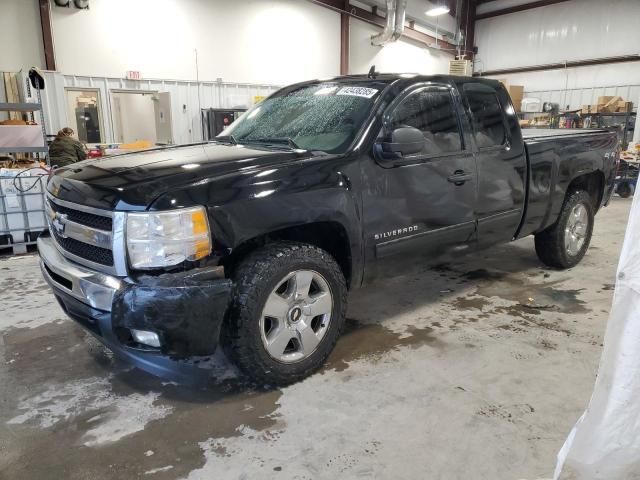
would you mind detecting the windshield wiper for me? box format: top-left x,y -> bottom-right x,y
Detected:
244,137 -> 304,150
211,135 -> 237,145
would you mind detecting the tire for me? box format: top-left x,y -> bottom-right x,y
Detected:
617,181 -> 634,199
534,190 -> 594,269
222,242 -> 347,385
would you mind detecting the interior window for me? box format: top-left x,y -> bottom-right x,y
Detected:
463,86 -> 507,148
65,89 -> 103,144
387,87 -> 462,155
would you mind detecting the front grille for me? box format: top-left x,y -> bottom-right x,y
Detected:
47,197 -> 117,270
52,225 -> 114,266
49,201 -> 112,231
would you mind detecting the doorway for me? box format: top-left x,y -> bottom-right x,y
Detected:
110,91 -> 159,145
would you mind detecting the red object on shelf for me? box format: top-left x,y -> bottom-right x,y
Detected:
87,149 -> 102,158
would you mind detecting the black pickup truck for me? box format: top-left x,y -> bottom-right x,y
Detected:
39,74 -> 618,384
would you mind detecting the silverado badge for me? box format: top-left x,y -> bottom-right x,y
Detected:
374,225 -> 419,241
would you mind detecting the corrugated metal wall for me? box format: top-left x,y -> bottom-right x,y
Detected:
40,72 -> 280,145
474,0 -> 640,103
524,84 -> 640,111
475,0 -> 640,73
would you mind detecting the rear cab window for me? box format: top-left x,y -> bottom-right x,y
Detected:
386,85 -> 464,156
462,83 -> 509,149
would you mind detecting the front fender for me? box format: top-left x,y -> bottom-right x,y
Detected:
151,155 -> 364,285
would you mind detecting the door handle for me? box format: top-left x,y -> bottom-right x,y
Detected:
447,170 -> 473,185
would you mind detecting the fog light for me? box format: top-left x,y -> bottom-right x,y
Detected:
130,329 -> 161,348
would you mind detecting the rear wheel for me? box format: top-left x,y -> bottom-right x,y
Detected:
222,242 -> 347,385
534,190 -> 594,269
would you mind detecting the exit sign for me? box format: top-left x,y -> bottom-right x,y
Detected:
126,71 -> 141,80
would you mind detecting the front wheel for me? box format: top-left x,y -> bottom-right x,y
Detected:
534,190 -> 594,269
222,242 -> 347,385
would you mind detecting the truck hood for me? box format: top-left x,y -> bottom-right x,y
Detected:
47,143 -> 310,210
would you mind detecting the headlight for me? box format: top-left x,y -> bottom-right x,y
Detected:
126,206 -> 212,269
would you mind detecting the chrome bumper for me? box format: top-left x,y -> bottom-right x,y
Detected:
38,236 -> 121,312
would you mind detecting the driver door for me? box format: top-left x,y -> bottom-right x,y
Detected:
361,84 -> 478,281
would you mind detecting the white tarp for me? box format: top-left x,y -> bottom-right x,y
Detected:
554,192 -> 640,480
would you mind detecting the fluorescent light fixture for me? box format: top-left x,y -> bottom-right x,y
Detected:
426,5 -> 450,16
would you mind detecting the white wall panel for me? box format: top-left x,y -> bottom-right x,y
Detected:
39,72 -> 279,145
475,0 -> 640,73
51,0 -> 341,85
349,18 -> 453,75
0,0 -> 44,72
476,0 -> 542,15
483,63 -> 640,93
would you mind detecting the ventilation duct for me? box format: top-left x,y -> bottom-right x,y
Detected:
371,0 -> 407,46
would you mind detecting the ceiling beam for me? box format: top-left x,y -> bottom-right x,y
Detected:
460,0 -> 476,60
340,0 -> 350,74
475,55 -> 640,76
310,0 -> 458,52
446,0 -> 458,17
476,0 -> 570,20
38,0 -> 56,70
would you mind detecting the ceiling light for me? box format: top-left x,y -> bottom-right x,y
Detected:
426,4 -> 450,16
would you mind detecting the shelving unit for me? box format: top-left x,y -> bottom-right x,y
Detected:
0,73 -> 48,161
0,71 -> 49,255
520,110 -> 636,149
518,111 -> 552,129
553,111 -> 636,149
582,112 -> 636,150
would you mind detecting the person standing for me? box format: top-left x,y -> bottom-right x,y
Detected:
48,128 -> 86,167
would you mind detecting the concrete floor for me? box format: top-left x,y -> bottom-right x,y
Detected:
0,196 -> 631,480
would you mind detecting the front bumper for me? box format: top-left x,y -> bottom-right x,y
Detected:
38,236 -> 232,384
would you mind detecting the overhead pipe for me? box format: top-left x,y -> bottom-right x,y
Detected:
370,0 -> 407,46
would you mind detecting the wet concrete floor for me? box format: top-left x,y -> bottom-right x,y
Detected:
0,197 -> 632,479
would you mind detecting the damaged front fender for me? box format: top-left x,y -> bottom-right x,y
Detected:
111,267 -> 232,357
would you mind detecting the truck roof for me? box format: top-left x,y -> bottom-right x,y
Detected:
325,73 -> 502,86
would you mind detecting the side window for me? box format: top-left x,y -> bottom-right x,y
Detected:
463,85 -> 507,149
387,87 -> 462,155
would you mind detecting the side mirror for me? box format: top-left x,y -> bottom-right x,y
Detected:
378,126 -> 425,160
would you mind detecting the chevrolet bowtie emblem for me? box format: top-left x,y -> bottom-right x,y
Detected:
51,212 -> 69,238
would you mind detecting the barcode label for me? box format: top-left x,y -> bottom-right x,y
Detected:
336,87 -> 379,98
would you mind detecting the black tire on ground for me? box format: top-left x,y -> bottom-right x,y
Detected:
617,181 -> 633,199
534,190 -> 594,269
222,242 -> 347,385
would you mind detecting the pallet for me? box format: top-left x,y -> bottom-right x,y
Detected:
2,73 -> 21,121
0,242 -> 33,256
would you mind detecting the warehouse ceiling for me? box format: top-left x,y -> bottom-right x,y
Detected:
355,0 -> 458,36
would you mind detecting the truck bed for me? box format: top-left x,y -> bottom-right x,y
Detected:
518,128 -> 618,239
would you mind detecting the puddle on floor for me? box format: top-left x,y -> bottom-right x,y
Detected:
325,319 -> 447,372
447,268 -> 590,315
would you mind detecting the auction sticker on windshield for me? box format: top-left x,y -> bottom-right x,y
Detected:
336,87 -> 379,98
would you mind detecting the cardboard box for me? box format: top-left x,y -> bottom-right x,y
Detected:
506,85 -> 524,112
602,96 -> 623,112
617,101 -> 633,112
497,79 -> 524,111
582,104 -> 603,114
597,96 -> 616,105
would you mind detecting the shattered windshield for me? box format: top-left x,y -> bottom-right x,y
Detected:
220,82 -> 384,154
